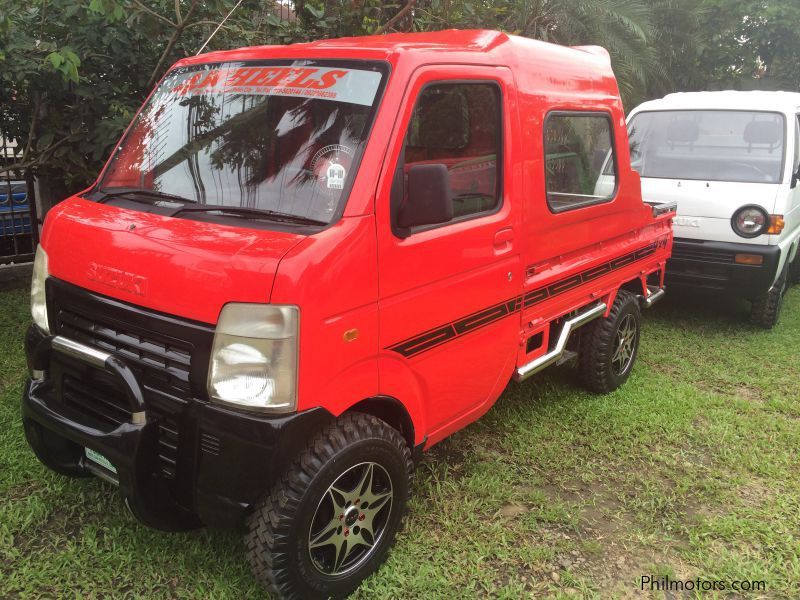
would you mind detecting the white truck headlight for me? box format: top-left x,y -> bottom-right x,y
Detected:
732,205 -> 768,238
30,245 -> 50,334
208,304 -> 298,413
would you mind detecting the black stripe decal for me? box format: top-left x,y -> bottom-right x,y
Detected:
453,302 -> 511,335
389,324 -> 457,357
387,237 -> 668,359
581,262 -> 611,282
523,287 -> 549,307
548,274 -> 583,295
611,253 -> 636,269
635,245 -> 657,259
506,297 -> 522,313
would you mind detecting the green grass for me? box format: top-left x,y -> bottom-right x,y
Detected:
2,286 -> 799,598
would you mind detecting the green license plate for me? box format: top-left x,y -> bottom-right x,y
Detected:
85,447 -> 117,474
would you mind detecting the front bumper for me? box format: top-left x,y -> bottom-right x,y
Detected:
23,323 -> 333,530
666,238 -> 781,298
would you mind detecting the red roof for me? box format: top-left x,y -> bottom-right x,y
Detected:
176,29 -> 609,71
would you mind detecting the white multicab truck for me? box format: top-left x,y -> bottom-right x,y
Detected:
626,91 -> 800,327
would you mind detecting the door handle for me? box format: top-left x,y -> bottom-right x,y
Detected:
493,228 -> 514,254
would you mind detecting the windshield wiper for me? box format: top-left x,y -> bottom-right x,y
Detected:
96,187 -> 194,206
96,189 -> 327,225
171,204 -> 327,226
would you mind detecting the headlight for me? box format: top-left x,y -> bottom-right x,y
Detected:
208,304 -> 298,413
30,245 -> 50,333
731,205 -> 768,238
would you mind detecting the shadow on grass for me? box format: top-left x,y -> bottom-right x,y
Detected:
648,287 -> 756,329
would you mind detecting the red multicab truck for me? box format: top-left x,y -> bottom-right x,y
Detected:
23,30 -> 675,598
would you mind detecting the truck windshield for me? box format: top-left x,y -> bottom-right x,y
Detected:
96,60 -> 387,224
628,110 -> 786,184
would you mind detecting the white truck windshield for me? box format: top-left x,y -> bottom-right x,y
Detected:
97,60 -> 387,224
628,110 -> 786,184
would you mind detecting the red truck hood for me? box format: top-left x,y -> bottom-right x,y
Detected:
41,198 -> 305,324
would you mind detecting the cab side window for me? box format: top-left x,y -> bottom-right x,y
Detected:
392,82 -> 501,233
544,112 -> 617,212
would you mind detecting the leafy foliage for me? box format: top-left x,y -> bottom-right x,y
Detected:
0,0 -> 798,202
697,0 -> 800,90
0,1 -> 267,193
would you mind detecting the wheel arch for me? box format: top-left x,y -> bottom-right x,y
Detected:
787,238 -> 798,262
344,395 -> 417,450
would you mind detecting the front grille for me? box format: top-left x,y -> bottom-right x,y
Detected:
157,414 -> 180,479
671,244 -> 735,264
200,432 -> 221,456
63,372 -> 131,426
60,376 -> 182,480
47,278 -> 215,483
56,307 -> 193,393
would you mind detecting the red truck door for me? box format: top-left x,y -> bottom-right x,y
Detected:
376,66 -> 521,442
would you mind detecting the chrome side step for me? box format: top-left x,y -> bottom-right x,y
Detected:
638,285 -> 665,308
514,302 -> 607,382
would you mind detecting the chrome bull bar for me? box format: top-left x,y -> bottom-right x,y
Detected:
33,335 -> 146,425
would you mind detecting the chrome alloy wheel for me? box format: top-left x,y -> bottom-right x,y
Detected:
611,313 -> 637,376
308,462 -> 394,576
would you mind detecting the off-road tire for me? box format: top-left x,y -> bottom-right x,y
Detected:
244,413 -> 413,600
750,266 -> 788,329
578,290 -> 642,394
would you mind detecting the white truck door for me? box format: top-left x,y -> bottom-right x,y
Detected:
784,114 -> 800,264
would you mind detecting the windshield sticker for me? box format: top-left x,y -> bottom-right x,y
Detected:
311,144 -> 355,193
170,66 -> 382,106
326,163 -> 346,190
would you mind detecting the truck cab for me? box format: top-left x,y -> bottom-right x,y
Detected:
22,30 -> 674,599
627,91 -> 800,327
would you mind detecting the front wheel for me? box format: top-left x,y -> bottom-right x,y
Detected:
578,290 -> 642,394
245,413 -> 413,600
750,265 -> 788,329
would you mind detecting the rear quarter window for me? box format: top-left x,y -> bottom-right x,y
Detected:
544,112 -> 617,212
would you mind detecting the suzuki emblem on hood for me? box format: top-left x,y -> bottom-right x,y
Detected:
87,262 -> 148,296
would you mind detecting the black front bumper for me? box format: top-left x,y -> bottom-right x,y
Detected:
23,310 -> 332,531
666,238 -> 781,298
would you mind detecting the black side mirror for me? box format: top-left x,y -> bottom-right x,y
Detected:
396,164 -> 453,232
792,167 -> 800,189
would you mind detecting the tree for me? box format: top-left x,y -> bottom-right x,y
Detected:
2,0 -> 797,208
0,1 -> 268,205
695,0 -> 800,91
408,1 -> 712,107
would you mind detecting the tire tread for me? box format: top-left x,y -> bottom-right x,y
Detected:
244,412 -> 412,600
750,269 -> 786,329
577,290 -> 640,394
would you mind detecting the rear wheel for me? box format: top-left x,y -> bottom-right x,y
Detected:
245,413 -> 413,600
750,265 -> 788,329
578,290 -> 642,393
